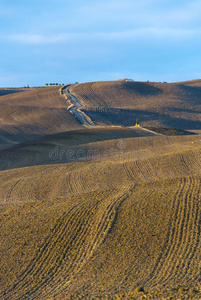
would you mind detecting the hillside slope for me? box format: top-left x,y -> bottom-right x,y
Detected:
1,135 -> 201,204
0,87 -> 82,149
70,80 -> 201,129
0,126 -> 161,171
1,81 -> 201,299
0,134 -> 201,299
0,127 -> 200,172
0,89 -> 26,97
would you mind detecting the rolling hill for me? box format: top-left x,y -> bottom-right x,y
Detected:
0,80 -> 201,299
1,132 -> 201,299
0,86 -> 82,149
0,126 -> 161,171
70,80 -> 201,129
0,88 -> 26,97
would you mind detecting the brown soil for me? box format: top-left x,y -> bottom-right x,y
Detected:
0,81 -> 201,299
0,87 -> 82,149
70,80 -> 201,130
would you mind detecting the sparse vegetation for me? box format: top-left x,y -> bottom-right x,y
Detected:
46,83 -> 64,86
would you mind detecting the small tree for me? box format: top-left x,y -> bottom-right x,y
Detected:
135,118 -> 139,126
45,83 -> 48,86
56,83 -> 58,86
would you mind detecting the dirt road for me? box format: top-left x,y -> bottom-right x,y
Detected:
62,85 -> 161,135
62,85 -> 95,127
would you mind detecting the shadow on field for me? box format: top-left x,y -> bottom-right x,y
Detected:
83,108 -> 201,130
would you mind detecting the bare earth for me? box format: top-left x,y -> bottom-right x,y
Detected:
0,81 -> 201,299
0,86 -> 82,149
70,80 -> 201,129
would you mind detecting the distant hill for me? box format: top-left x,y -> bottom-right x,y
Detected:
0,88 -> 26,97
70,80 -> 201,130
175,79 -> 201,86
0,87 -> 82,149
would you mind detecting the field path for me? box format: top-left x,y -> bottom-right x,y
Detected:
62,85 -> 96,127
62,85 -> 160,137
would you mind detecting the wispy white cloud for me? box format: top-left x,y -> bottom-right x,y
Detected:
1,0 -> 201,86
6,34 -> 69,44
93,28 -> 201,40
2,0 -> 201,42
4,27 -> 201,45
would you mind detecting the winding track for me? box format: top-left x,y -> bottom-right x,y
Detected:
62,85 -> 160,136
62,85 -> 96,127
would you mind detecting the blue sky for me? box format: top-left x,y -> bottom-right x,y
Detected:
1,0 -> 201,87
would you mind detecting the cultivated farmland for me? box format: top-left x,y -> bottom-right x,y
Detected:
0,80 -> 201,299
0,86 -> 82,149
70,80 -> 201,129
